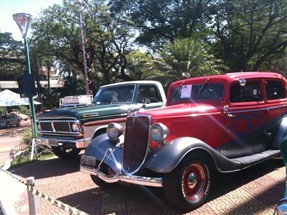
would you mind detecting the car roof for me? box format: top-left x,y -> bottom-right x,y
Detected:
171,72 -> 286,86
100,80 -> 162,88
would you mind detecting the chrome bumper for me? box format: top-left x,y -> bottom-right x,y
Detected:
80,165 -> 163,188
36,136 -> 89,148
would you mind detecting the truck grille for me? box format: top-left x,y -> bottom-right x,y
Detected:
37,119 -> 78,134
123,115 -> 150,173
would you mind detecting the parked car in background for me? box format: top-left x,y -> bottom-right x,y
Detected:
81,72 -> 287,211
37,81 -> 166,159
10,111 -> 29,121
0,113 -> 21,128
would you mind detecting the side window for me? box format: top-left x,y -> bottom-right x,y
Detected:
230,81 -> 262,103
137,85 -> 162,103
266,80 -> 286,100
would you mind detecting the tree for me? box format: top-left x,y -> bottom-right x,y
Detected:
212,0 -> 287,71
0,32 -> 24,81
109,0 -> 217,50
31,0 -> 135,94
154,38 -> 228,80
124,51 -> 161,80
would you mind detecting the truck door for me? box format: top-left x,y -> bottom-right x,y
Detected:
136,84 -> 165,109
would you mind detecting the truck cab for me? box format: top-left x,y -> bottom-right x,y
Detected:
36,80 -> 166,159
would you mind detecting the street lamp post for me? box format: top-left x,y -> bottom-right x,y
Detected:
13,13 -> 38,160
76,0 -> 90,95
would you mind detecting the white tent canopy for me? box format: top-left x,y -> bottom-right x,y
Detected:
0,89 -> 41,107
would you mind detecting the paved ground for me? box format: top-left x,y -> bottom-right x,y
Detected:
0,119 -> 31,168
5,157 -> 285,215
0,123 -> 286,214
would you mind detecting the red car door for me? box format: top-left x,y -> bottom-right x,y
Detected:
219,79 -> 269,158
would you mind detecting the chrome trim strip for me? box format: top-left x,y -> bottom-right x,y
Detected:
38,130 -> 80,135
36,136 -> 89,148
37,117 -> 77,120
226,104 -> 287,114
80,165 -> 163,187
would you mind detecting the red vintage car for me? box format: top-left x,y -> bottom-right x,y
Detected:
81,72 -> 287,210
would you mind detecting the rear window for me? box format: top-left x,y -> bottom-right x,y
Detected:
266,80 -> 286,100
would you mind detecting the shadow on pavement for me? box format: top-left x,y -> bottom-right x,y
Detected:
58,185 -> 182,215
60,158 -> 284,214
10,156 -> 81,179
209,158 -> 284,200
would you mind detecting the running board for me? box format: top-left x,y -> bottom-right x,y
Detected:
229,149 -> 281,169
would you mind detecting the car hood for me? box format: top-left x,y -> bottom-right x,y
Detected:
38,103 -> 143,120
136,103 -> 222,119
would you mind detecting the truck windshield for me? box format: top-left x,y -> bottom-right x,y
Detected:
168,83 -> 223,104
93,85 -> 135,105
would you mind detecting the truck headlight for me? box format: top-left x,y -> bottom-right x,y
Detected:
72,123 -> 80,132
107,123 -> 123,141
150,123 -> 169,143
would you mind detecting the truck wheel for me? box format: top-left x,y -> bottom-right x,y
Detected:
90,175 -> 118,189
51,147 -> 81,159
163,154 -> 211,210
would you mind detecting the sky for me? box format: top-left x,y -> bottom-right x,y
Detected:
0,0 -> 62,41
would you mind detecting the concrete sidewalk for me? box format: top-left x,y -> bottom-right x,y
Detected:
0,169 -> 27,215
0,124 -> 30,215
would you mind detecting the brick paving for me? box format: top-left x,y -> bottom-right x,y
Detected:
1,156 -> 284,215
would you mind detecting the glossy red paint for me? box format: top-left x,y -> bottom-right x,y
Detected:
138,72 -> 287,151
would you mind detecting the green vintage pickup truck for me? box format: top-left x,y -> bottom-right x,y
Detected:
36,80 -> 166,159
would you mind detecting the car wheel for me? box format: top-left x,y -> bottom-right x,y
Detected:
163,154 -> 212,210
51,147 -> 81,159
90,175 -> 118,189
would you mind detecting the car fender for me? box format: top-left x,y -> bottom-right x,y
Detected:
143,137 -> 242,173
272,116 -> 287,149
84,134 -> 124,175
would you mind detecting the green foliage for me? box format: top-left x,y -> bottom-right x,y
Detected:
212,0 -> 287,71
31,0 -> 135,89
41,87 -> 61,110
21,128 -> 33,145
154,38 -> 228,80
9,127 -> 54,168
60,76 -> 86,96
109,0 -> 216,50
0,32 -> 23,80
125,51 -> 162,80
0,107 -> 7,115
18,106 -> 30,115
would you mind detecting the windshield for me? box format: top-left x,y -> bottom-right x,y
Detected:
93,85 -> 135,105
168,83 -> 224,104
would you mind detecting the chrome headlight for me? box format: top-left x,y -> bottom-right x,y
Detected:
72,122 -> 80,132
107,123 -> 124,141
150,123 -> 169,143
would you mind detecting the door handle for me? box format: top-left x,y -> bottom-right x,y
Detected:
227,114 -> 236,118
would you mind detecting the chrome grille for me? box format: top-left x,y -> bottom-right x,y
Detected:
123,115 -> 150,173
38,119 -> 77,134
53,121 -> 71,132
39,121 -> 53,131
